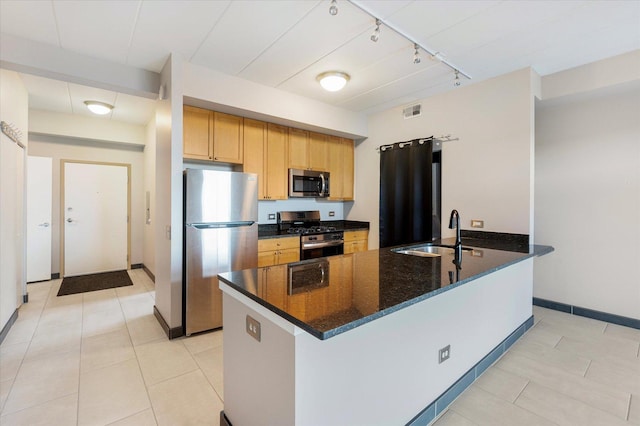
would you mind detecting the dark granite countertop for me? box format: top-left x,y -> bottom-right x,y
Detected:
219,237 -> 553,340
258,220 -> 370,239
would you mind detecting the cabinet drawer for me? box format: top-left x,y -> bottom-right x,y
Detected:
258,236 -> 300,252
344,230 -> 368,242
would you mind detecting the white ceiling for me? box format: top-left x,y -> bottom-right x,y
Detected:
1,0 -> 639,125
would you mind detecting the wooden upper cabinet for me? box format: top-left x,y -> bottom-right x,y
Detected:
341,137 -> 355,200
288,128 -> 309,170
308,132 -> 328,171
265,123 -> 289,200
289,129 -> 328,171
212,112 -> 243,164
183,106 -> 212,160
183,106 -> 244,164
327,136 -> 354,200
243,118 -> 267,199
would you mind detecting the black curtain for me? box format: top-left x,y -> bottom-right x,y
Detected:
379,138 -> 434,248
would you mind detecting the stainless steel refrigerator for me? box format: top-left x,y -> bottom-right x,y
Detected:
184,169 -> 258,335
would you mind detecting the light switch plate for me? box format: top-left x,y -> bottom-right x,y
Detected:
246,315 -> 261,342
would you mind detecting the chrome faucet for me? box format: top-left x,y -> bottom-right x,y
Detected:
448,209 -> 462,259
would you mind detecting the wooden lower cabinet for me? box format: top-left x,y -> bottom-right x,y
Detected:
258,237 -> 300,267
257,255 -> 355,323
343,230 -> 368,254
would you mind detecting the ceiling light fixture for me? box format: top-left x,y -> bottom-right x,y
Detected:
454,70 -> 461,87
84,100 -> 114,115
317,71 -> 350,92
371,19 -> 381,42
413,44 -> 421,64
329,0 -> 338,16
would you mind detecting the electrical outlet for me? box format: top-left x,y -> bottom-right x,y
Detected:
439,345 -> 451,364
268,213 -> 276,220
471,219 -> 484,228
246,315 -> 261,342
329,211 -> 335,217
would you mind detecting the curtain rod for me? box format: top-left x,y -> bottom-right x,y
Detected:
376,135 -> 458,152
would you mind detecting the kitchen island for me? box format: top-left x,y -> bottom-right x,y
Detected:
218,240 -> 552,426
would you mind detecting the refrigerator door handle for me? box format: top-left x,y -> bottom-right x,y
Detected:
188,221 -> 255,229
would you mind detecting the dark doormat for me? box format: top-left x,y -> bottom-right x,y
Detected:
57,270 -> 133,296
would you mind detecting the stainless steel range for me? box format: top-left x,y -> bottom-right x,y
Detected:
277,211 -> 344,260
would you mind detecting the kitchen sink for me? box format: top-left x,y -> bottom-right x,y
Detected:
391,244 -> 472,257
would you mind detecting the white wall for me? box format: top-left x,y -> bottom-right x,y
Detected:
143,119 -> 156,276
534,84 -> 640,319
183,62 -> 367,139
349,68 -> 537,249
30,110 -> 145,146
0,69 -> 28,332
258,199 -> 346,224
153,54 -> 184,331
28,136 -> 146,275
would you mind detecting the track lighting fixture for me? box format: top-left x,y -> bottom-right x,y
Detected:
371,19 -> 381,42
346,2 -> 471,82
454,70 -> 461,87
329,0 -> 338,16
413,44 -> 421,64
430,51 -> 445,62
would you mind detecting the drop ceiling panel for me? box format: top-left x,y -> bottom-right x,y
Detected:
21,74 -> 71,114
278,23 -> 410,102
54,0 -> 140,64
424,1 -> 585,58
0,1 -> 59,46
111,92 -> 156,125
239,1 -> 373,87
354,1 -> 413,20
192,0 -> 319,76
339,65 -> 451,112
127,0 -> 232,72
376,1 -> 501,42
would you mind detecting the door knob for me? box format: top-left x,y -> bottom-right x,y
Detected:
38,222 -> 50,227
66,218 -> 74,223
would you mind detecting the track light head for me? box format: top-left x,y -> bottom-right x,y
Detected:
413,44 -> 421,64
329,0 -> 338,15
371,19 -> 381,42
454,70 -> 461,87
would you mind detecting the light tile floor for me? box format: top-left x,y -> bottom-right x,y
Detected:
0,270 -> 223,426
1,271 -> 638,425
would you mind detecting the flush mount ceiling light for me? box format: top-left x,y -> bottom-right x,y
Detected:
84,100 -> 114,115
329,0 -> 338,15
317,71 -> 350,92
371,19 -> 381,42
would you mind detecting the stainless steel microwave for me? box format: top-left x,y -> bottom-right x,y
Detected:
289,169 -> 330,198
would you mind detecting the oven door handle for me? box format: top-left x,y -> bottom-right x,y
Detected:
302,240 -> 344,249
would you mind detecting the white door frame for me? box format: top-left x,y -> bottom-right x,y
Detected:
60,160 -> 131,277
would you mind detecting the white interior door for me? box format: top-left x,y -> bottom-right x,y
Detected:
64,162 -> 128,277
27,156 -> 52,282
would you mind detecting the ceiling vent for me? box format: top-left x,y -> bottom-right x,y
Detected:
403,104 -> 421,119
